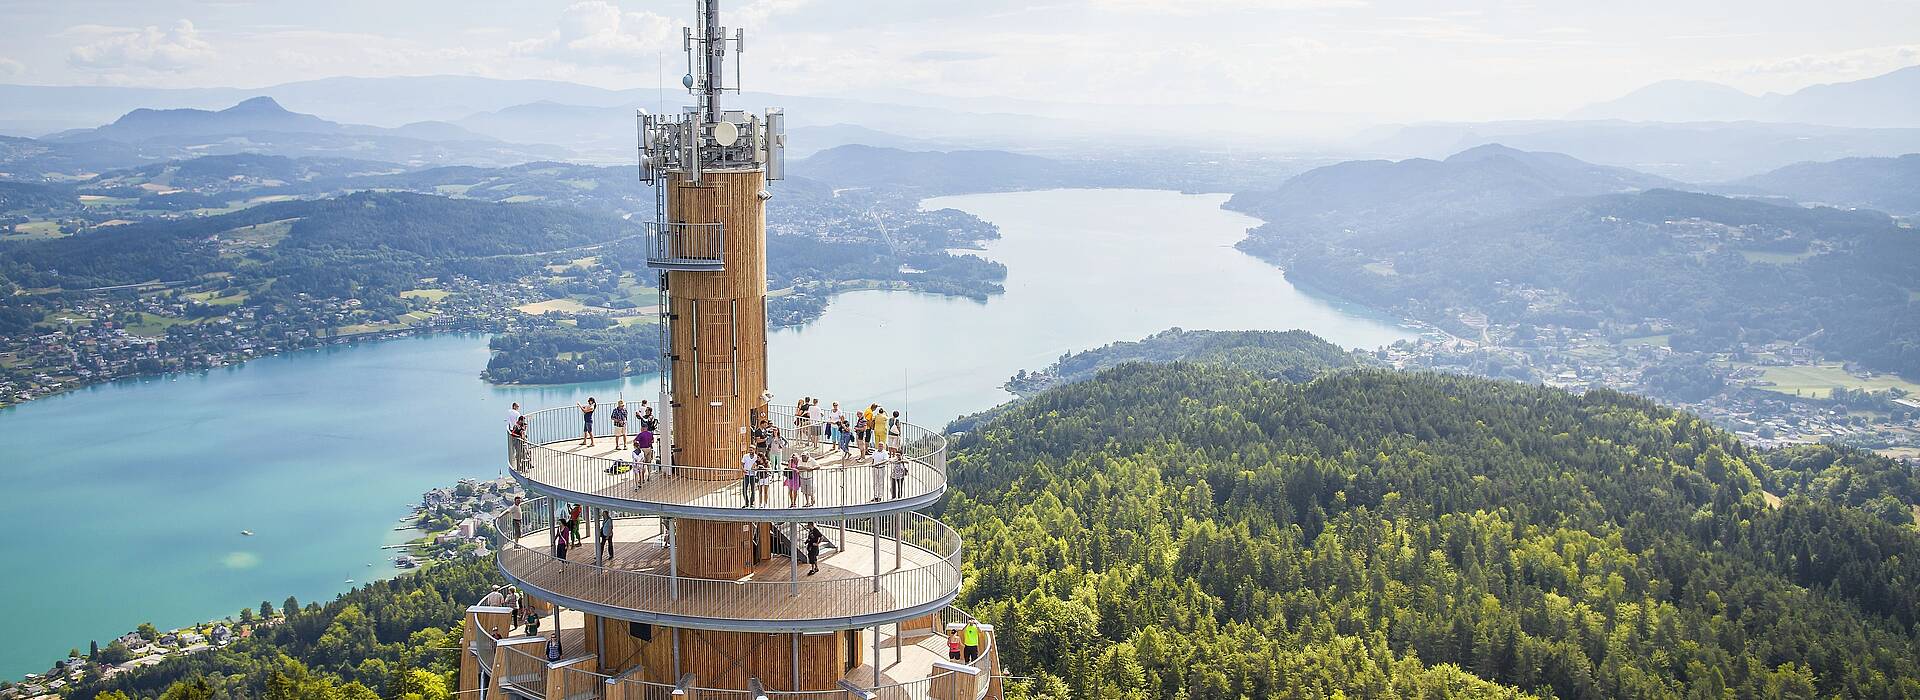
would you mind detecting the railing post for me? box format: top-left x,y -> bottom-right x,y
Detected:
789,520 -> 799,596
871,517 -> 881,593
669,517 -> 680,600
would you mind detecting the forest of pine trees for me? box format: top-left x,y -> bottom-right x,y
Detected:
941,363 -> 1920,699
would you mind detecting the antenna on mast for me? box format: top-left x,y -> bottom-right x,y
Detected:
683,0 -> 744,122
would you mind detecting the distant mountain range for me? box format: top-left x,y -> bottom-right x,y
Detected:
1227,143 -> 1676,238
1572,65 -> 1920,128
1362,119 -> 1920,181
1723,153 -> 1920,217
0,97 -> 566,176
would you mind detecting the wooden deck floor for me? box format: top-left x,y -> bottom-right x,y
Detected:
520,437 -> 940,511
504,520 -> 955,621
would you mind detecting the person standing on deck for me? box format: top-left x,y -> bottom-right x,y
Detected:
870,407 -> 889,461
633,429 -> 655,485
889,449 -> 908,499
798,454 -> 819,507
576,398 -> 597,447
868,448 -> 888,502
754,454 -> 774,508
598,509 -> 614,560
795,397 -> 813,448
568,503 -> 584,543
888,410 -> 903,450
505,402 -> 521,431
963,619 -> 982,663
509,417 -> 531,473
804,523 -> 825,575
740,450 -> 758,508
546,632 -> 563,663
610,400 -> 629,450
508,497 -> 524,540
784,455 -> 802,508
834,418 -> 854,461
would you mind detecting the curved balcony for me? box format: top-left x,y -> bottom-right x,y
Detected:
493,497 -> 962,632
508,404 -> 949,520
469,606 -> 995,700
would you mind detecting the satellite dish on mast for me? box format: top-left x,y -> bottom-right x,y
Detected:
712,120 -> 739,146
682,73 -> 695,89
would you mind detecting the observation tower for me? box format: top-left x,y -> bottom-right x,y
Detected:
458,2 -> 999,698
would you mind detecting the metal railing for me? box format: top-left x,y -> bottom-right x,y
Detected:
470,607 -> 996,700
494,498 -> 962,625
502,641 -> 551,698
509,404 -> 949,515
646,222 -> 725,269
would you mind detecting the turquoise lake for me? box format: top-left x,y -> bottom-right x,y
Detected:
0,189 -> 1412,676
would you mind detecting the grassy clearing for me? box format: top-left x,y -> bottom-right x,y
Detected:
516,298 -> 593,315
400,288 -> 454,302
185,289 -> 249,306
77,194 -> 138,207
125,313 -> 193,337
1623,334 -> 1671,348
1361,261 -> 1398,276
1741,362 -> 1920,399
500,194 -> 543,203
7,220 -> 65,239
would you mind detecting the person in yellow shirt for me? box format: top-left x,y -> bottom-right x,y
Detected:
962,619 -> 982,663
870,407 -> 889,458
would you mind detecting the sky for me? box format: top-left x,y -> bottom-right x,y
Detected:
1,0 -> 1917,122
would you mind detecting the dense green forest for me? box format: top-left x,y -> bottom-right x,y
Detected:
70,559 -> 498,700
943,362 -> 1920,698
482,319 -> 660,384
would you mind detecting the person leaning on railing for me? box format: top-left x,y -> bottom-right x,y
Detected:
509,417 -> 532,472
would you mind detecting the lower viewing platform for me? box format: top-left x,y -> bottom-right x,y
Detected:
494,498 -> 962,631
463,602 -> 999,700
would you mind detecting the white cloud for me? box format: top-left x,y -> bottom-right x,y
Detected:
67,19 -> 215,72
1714,43 -> 1920,86
0,57 -> 23,77
512,1 -> 678,66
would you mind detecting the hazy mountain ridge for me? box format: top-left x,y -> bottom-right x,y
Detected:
1229,146 -> 1920,377
1364,119 -> 1920,181
1226,143 -> 1677,240
1573,65 -> 1920,128
1724,153 -> 1920,216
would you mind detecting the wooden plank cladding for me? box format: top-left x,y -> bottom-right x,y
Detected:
666,169 -> 768,482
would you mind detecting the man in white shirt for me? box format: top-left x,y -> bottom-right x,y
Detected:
868,449 -> 888,502
741,451 -> 759,508
506,402 -> 522,432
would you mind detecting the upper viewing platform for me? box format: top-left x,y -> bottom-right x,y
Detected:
508,404 -> 949,520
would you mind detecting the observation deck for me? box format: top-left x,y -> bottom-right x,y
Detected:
645,221 -> 726,271
508,405 -> 949,520
467,607 -> 994,700
492,497 -> 962,632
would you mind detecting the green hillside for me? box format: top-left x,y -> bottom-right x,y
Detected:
944,363 -> 1920,698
